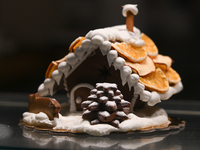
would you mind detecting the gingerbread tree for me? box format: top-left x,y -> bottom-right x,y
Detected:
82,83 -> 131,127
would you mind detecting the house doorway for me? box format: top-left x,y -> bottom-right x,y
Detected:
69,83 -> 94,112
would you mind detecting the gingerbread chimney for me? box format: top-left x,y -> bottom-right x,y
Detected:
122,4 -> 138,32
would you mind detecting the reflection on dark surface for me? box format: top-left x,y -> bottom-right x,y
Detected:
22,127 -> 184,150
0,124 -> 13,140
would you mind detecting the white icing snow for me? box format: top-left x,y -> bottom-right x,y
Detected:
108,90 -> 114,96
82,100 -> 92,105
90,89 -> 97,94
116,111 -> 127,117
83,110 -> 90,115
99,111 -> 110,117
120,99 -> 130,106
113,96 -> 121,100
100,96 -> 108,101
106,101 -> 116,107
22,105 -> 170,136
97,90 -> 103,94
88,95 -> 97,99
86,25 -> 145,47
122,4 -> 138,16
89,101 -> 99,107
96,83 -> 117,89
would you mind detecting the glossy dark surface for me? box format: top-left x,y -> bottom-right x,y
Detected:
0,93 -> 200,150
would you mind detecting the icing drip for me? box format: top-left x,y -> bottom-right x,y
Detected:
113,57 -> 125,70
148,92 -> 161,106
82,39 -> 98,53
140,90 -> 151,102
66,53 -> 79,68
74,46 -> 85,60
99,41 -> 111,56
134,83 -> 145,95
52,70 -> 62,85
43,78 -> 55,96
120,66 -> 132,86
130,94 -> 139,112
58,61 -> 70,78
38,83 -> 49,96
107,50 -> 118,67
127,74 -> 139,91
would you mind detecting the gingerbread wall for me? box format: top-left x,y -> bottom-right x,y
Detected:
66,49 -> 135,105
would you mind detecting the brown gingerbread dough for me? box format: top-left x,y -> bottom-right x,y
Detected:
28,93 -> 61,120
82,83 -> 131,127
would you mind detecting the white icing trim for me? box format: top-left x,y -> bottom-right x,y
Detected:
69,83 -> 94,112
140,90 -> 152,102
52,70 -> 62,85
127,74 -> 139,91
159,81 -> 183,100
75,46 -> 86,60
58,61 -> 70,78
66,53 -> 79,68
107,50 -> 118,67
134,83 -> 145,95
148,92 -> 161,106
113,57 -> 125,70
43,78 -> 55,96
120,66 -> 132,86
91,35 -> 104,45
99,41 -> 111,56
69,37 -> 82,49
38,83 -> 49,96
129,94 -> 139,113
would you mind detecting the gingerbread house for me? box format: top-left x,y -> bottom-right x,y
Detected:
37,5 -> 183,113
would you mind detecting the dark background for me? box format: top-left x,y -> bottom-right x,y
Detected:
0,0 -> 199,100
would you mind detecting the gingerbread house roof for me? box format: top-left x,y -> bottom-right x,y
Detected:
37,23 -> 183,107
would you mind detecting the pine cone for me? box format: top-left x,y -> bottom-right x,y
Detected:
82,83 -> 131,127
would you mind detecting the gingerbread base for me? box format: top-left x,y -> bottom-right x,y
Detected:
19,116 -> 185,136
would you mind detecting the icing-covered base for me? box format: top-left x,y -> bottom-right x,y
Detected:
22,105 -> 170,136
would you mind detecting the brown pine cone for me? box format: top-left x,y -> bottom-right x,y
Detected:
81,83 -> 131,127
